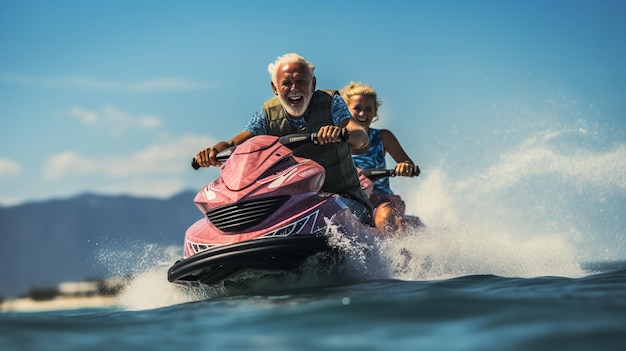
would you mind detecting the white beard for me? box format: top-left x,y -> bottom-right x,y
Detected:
278,91 -> 313,117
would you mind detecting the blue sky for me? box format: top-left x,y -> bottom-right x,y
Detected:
1,0 -> 625,210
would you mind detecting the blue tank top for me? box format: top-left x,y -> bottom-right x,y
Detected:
352,128 -> 393,194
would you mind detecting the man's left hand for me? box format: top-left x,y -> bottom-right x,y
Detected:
316,125 -> 344,145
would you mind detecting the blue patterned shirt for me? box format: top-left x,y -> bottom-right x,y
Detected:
352,128 -> 393,194
244,92 -> 352,135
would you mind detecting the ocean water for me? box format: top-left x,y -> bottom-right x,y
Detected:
2,92 -> 625,350
2,205 -> 625,350
1,263 -> 625,351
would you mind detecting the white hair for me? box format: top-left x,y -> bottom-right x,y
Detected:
267,53 -> 315,84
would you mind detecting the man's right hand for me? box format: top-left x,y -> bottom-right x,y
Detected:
195,141 -> 232,168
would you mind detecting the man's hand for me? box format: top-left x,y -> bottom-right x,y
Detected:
194,131 -> 253,168
195,141 -> 232,168
316,125 -> 344,145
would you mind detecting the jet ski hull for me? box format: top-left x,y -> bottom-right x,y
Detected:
167,235 -> 333,286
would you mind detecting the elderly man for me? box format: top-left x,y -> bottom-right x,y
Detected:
195,53 -> 371,224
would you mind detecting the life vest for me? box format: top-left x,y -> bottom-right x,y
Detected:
263,90 -> 369,205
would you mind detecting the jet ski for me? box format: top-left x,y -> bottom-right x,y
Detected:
167,132 -> 421,287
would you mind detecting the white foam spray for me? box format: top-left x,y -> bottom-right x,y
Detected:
97,243 -> 220,310
370,92 -> 625,280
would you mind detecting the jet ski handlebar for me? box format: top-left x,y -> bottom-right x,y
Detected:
191,129 -> 350,170
361,165 -> 420,180
278,128 -> 349,149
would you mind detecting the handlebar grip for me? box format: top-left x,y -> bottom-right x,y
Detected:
392,165 -> 420,177
412,165 -> 421,177
361,168 -> 395,180
340,128 -> 350,142
191,147 -> 235,170
362,165 -> 420,180
280,133 -> 316,146
311,128 -> 349,144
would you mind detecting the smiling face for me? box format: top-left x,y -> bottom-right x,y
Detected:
347,94 -> 377,129
271,62 -> 316,118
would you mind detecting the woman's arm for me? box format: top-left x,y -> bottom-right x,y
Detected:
380,129 -> 416,177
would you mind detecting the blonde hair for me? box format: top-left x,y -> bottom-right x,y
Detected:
339,81 -> 383,121
267,53 -> 315,85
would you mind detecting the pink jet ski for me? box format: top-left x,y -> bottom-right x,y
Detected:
167,132 -> 421,287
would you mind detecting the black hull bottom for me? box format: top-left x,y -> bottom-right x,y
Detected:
167,235 -> 333,287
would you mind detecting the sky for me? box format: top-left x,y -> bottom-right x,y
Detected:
1,0 -> 625,212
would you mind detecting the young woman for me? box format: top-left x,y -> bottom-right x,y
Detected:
340,82 -> 421,232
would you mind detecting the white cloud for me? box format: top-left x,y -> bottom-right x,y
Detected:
69,107 -> 99,125
0,158 -> 20,177
43,134 -> 216,180
43,152 -> 98,179
102,105 -> 163,135
69,105 -> 163,135
0,74 -> 214,93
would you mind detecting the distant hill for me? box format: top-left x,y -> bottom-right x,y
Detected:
0,191 -> 202,298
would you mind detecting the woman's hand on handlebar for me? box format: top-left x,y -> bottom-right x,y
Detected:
395,161 -> 419,177
195,141 -> 232,168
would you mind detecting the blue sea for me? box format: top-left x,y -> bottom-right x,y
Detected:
1,259 -> 626,351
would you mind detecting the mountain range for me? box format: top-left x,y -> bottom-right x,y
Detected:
0,191 -> 201,298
